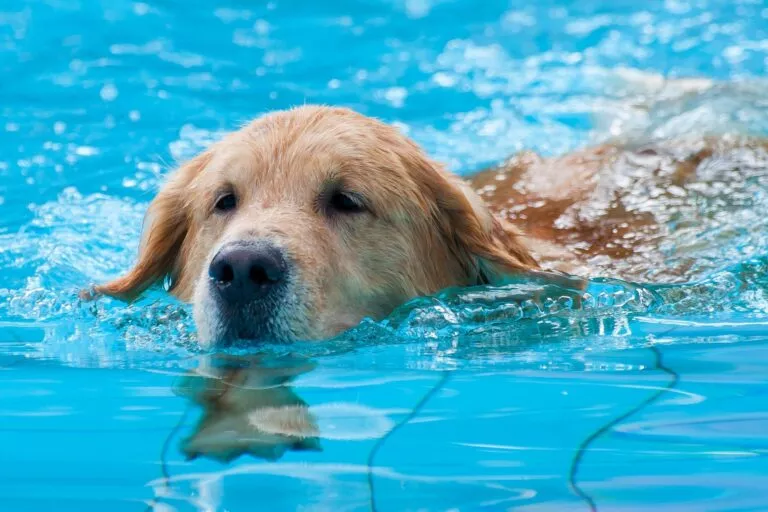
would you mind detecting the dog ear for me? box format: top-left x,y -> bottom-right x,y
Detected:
403,148 -> 538,285
84,152 -> 211,302
406,150 -> 591,297
433,171 -> 539,284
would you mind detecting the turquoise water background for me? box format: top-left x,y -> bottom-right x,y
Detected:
1,0 -> 768,510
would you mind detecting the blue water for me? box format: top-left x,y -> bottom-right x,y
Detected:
2,0 -> 768,510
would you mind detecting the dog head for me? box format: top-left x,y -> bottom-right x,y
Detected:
93,106 -> 537,345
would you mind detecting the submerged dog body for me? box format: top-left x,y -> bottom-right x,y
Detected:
470,136 -> 768,282
92,105 -> 768,345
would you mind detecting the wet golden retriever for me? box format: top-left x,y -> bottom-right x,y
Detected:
86,104 -> 768,345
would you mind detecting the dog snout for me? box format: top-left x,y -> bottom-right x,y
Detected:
208,242 -> 288,304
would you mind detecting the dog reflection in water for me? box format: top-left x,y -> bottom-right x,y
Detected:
174,353 -> 322,462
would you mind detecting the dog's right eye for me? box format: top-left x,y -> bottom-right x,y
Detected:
214,192 -> 237,213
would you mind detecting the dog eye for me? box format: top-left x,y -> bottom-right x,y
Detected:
328,191 -> 366,214
214,192 -> 237,213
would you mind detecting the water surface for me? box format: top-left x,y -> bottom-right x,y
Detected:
2,0 -> 768,510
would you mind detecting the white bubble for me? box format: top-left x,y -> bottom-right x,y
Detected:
100,83 -> 118,101
432,72 -> 456,87
53,121 -> 66,134
383,86 -> 408,107
129,110 -> 141,121
391,121 -> 410,134
404,0 -> 430,19
75,146 -> 99,156
133,2 -> 149,15
723,45 -> 745,63
253,19 -> 270,35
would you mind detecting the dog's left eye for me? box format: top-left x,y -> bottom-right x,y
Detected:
214,192 -> 237,213
328,191 -> 366,214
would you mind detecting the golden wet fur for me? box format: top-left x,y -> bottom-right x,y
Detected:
92,106 -> 538,344
470,135 -> 768,281
88,105 -> 768,344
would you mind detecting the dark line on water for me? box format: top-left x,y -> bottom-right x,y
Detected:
144,404 -> 192,512
568,345 -> 680,511
367,370 -> 452,512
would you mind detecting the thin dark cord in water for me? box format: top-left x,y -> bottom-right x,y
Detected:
568,346 -> 679,511
367,370 -> 452,512
144,403 -> 193,512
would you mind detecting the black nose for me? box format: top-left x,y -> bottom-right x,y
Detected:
208,242 -> 288,304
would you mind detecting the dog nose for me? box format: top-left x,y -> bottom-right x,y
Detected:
208,242 -> 288,303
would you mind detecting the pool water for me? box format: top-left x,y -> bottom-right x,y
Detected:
2,0 -> 768,510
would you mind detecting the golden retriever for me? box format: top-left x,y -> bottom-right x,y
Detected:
85,105 -> 768,345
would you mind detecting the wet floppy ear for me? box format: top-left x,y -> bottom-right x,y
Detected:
84,152 -> 211,302
427,166 -> 588,292
437,174 -> 539,284
411,155 -> 538,285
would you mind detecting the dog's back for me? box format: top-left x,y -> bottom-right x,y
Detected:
469,136 -> 768,282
